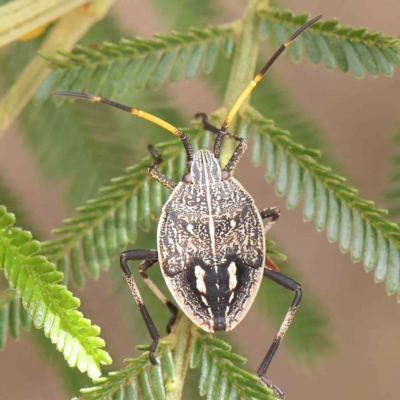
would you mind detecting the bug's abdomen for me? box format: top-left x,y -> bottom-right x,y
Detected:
158,179 -> 265,332
163,257 -> 263,332
188,259 -> 241,331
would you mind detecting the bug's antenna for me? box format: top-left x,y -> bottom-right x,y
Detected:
54,91 -> 194,163
214,14 -> 323,158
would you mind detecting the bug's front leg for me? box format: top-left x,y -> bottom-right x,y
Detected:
195,113 -> 247,174
120,249 -> 161,365
260,206 -> 280,233
257,268 -> 302,399
147,145 -> 177,191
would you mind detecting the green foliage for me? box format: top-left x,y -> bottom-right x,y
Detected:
259,8 -> 400,77
78,332 -> 279,400
191,332 -> 278,400
2,1 -> 400,399
37,124 -> 330,365
35,22 -> 238,102
0,206 -> 112,378
0,289 -> 31,348
38,128 -> 200,285
245,111 -> 400,299
258,241 -> 332,363
78,341 -> 173,399
385,125 -> 400,220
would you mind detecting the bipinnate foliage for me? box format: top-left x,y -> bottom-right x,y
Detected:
35,6 -> 400,102
38,103 -> 400,303
77,341 -> 174,400
190,333 -> 278,400
78,334 -> 278,400
385,126 -> 400,221
36,23 -> 237,104
0,288 -> 31,348
259,8 -> 400,77
244,112 -> 400,299
2,1 -> 400,399
0,206 -> 112,378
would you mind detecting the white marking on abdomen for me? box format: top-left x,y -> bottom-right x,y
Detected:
228,262 -> 237,290
229,292 -> 235,303
201,295 -> 209,306
195,265 -> 207,293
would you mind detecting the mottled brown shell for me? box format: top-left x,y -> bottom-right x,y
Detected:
157,150 -> 265,332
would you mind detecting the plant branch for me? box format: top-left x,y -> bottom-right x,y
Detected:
165,314 -> 198,400
0,0 -> 115,133
0,0 -> 87,47
218,0 -> 264,165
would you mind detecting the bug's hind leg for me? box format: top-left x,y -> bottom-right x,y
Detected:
147,145 -> 177,191
257,268 -> 302,399
120,249 -> 161,364
139,258 -> 178,333
260,206 -> 280,234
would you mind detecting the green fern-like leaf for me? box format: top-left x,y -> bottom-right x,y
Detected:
258,8 -> 400,77
77,332 -> 278,400
385,125 -> 400,221
0,206 -> 112,377
35,22 -> 239,102
258,241 -> 332,363
245,109 -> 400,300
191,332 -> 279,400
0,288 -> 32,348
78,341 -> 173,399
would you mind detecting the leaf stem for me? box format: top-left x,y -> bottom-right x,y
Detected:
219,0 -> 265,165
166,313 -> 198,400
165,2 -> 269,396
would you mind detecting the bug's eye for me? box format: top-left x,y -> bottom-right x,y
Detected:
182,173 -> 193,184
221,170 -> 230,181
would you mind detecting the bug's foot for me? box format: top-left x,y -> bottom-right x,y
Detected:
166,313 -> 178,334
148,144 -> 163,165
194,112 -> 208,125
260,376 -> 285,399
260,206 -> 281,222
149,338 -> 160,365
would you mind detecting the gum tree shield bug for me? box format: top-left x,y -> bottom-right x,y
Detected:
55,14 -> 322,399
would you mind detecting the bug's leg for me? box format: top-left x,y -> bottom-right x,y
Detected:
195,113 -> 247,175
147,145 -> 177,191
257,269 -> 302,399
120,249 -> 161,365
139,258 -> 178,333
148,144 -> 163,166
260,206 -> 280,234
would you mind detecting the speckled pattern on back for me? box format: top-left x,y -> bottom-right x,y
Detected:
157,150 -> 265,332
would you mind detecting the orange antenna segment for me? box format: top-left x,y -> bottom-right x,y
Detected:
220,14 -> 323,133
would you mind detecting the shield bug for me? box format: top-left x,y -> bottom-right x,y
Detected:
55,14 -> 322,399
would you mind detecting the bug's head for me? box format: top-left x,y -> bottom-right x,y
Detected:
184,150 -> 225,186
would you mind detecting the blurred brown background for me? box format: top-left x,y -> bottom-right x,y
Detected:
1,0 -> 400,399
